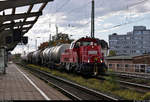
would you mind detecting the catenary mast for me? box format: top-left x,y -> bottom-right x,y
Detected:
91,0 -> 95,38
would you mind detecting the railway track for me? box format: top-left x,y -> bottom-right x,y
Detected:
17,63 -> 119,101
105,72 -> 150,93
97,76 -> 150,93
108,71 -> 150,80
116,80 -> 150,93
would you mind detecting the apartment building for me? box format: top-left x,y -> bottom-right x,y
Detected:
109,26 -> 150,55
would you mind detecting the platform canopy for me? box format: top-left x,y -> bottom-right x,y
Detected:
0,0 -> 54,51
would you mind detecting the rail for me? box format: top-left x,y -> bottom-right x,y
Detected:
109,71 -> 150,79
97,76 -> 150,93
17,63 -> 119,101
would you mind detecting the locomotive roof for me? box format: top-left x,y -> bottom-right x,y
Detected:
76,37 -> 98,43
74,37 -> 108,49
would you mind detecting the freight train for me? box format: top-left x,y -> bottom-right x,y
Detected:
21,37 -> 107,76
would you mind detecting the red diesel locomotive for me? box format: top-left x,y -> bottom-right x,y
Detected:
61,37 -> 107,76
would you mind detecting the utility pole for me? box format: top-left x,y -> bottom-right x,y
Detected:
35,39 -> 37,50
49,34 -> 51,41
91,0 -> 95,38
49,19 -> 52,42
56,24 -> 58,36
35,37 -> 40,50
27,44 -> 29,53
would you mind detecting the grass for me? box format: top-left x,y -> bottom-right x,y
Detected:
113,90 -> 142,100
27,64 -> 145,100
127,78 -> 149,85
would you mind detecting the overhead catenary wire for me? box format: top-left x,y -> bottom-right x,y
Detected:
96,0 -> 150,32
99,16 -> 150,32
65,1 -> 91,15
64,1 -> 91,28
57,1 -> 91,27
50,0 -> 150,37
54,1 -> 92,35
50,0 -> 72,35
55,0 -> 72,13
67,0 -> 150,34
127,0 -> 149,9
107,0 -> 150,14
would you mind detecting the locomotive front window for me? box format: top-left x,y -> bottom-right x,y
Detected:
70,43 -> 74,49
81,41 -> 94,46
70,41 -> 75,49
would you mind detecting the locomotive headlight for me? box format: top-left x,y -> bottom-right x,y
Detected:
100,59 -> 103,63
88,59 -> 90,63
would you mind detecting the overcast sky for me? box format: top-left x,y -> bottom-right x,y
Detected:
11,0 -> 150,54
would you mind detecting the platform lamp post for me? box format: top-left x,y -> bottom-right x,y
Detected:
91,0 -> 95,38
27,44 -> 30,53
27,37 -> 33,53
35,37 -> 41,50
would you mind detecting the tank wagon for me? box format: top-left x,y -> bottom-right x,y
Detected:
22,37 -> 107,76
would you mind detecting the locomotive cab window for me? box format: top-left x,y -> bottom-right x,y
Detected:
80,41 -> 96,46
74,42 -> 81,48
81,41 -> 90,46
70,42 -> 75,49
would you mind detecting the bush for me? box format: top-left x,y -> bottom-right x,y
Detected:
142,92 -> 150,100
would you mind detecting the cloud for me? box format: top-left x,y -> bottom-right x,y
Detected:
28,0 -> 150,40
11,0 -> 150,54
44,0 -> 150,29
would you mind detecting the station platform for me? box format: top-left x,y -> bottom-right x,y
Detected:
0,62 -> 70,100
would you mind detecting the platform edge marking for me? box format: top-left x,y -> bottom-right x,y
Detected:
15,65 -> 51,100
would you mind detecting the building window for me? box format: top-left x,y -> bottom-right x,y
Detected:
134,31 -> 142,35
140,65 -> 145,68
140,65 -> 145,72
135,36 -> 139,39
124,46 -> 130,48
117,64 -> 121,68
136,50 -> 140,53
132,41 -> 136,44
125,64 -> 129,68
143,31 -> 150,34
115,46 -> 120,48
109,64 -> 112,68
126,37 -> 130,39
123,50 -> 127,53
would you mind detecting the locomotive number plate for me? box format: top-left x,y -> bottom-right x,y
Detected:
88,51 -> 97,55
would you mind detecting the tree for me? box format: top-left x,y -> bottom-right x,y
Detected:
96,39 -> 108,49
38,42 -> 49,50
109,50 -> 116,56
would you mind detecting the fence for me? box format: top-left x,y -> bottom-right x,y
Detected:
108,63 -> 150,74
